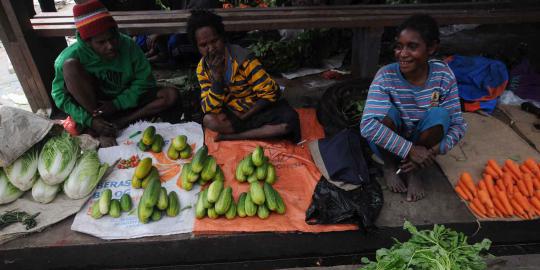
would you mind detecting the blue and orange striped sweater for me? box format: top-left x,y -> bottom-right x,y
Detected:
196,44 -> 280,114
360,60 -> 467,159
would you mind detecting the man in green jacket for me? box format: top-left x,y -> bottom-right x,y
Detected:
51,0 -> 178,147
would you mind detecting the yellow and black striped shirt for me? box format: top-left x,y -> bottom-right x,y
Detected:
197,44 -> 280,114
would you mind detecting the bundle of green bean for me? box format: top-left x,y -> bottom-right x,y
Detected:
0,210 -> 40,230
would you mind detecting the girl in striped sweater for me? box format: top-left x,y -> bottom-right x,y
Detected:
360,14 -> 467,201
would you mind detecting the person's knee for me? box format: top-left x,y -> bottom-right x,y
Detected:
157,87 -> 179,108
279,123 -> 292,134
203,114 -> 221,131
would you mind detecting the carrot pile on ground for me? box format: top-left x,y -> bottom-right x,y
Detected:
455,158 -> 540,220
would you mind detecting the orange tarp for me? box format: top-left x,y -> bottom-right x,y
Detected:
193,108 -> 356,234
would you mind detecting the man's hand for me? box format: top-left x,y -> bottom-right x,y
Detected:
207,52 -> 225,82
93,100 -> 116,117
91,117 -> 117,137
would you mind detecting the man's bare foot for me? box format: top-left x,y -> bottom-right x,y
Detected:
99,136 -> 117,148
404,172 -> 425,202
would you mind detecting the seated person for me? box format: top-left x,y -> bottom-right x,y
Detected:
51,0 -> 178,147
187,10 -> 301,143
360,14 -> 467,202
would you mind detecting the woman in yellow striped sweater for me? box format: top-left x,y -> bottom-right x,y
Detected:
187,10 -> 301,143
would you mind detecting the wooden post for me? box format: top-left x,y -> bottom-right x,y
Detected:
351,26 -> 384,80
0,0 -> 66,112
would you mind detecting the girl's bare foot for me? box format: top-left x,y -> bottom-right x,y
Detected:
404,172 -> 425,202
384,166 -> 407,193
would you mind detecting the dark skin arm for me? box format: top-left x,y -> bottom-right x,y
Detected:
233,101 -> 271,120
400,145 -> 437,173
92,100 -> 117,117
91,117 -> 117,137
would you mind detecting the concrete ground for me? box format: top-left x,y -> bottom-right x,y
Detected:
278,254 -> 540,269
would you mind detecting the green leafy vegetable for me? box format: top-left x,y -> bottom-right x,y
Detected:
5,147 -> 39,191
38,133 -> 80,185
361,221 -> 491,270
63,150 -> 109,200
0,169 -> 24,205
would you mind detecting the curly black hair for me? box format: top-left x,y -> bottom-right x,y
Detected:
396,14 -> 440,47
187,9 -> 226,46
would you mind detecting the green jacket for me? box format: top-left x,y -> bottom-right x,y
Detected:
51,32 -> 156,128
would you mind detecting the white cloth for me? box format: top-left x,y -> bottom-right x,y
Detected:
71,121 -> 203,240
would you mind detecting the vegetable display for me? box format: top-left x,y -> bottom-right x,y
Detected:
179,145 -> 224,191
167,135 -> 192,160
361,221 -> 491,270
196,145 -> 286,220
90,189 -> 134,219
138,126 -> 167,154
455,158 -> 540,219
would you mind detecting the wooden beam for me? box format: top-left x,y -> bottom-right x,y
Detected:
0,0 -> 65,112
31,9 -> 540,37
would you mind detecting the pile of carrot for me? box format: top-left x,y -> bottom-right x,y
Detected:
455,158 -> 540,220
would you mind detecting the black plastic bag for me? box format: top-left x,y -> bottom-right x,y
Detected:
305,177 -> 383,232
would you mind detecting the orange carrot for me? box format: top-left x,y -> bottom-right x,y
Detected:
530,197 -> 540,213
487,159 -> 503,177
503,173 -> 514,188
524,158 -> 539,173
520,164 -> 533,175
492,197 -> 507,216
510,198 -> 526,216
469,202 -> 487,218
516,178 -> 530,197
496,179 -> 506,193
494,208 -> 504,217
472,197 -> 487,215
478,190 -> 494,209
536,190 -> 540,201
532,177 -> 540,190
455,185 -> 470,201
524,174 -> 534,197
484,166 -> 499,180
478,180 -> 487,192
505,160 -> 522,180
497,189 -> 514,216
458,182 -> 474,201
460,172 -> 477,196
484,175 -> 497,199
515,191 -> 533,216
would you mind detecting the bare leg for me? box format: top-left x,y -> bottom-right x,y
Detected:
112,87 -> 179,128
405,125 -> 444,202
216,123 -> 291,141
62,58 -> 99,113
378,116 -> 407,193
203,113 -> 235,134
63,58 -> 117,143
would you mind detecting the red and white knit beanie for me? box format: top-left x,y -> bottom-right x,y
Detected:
73,0 -> 117,40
